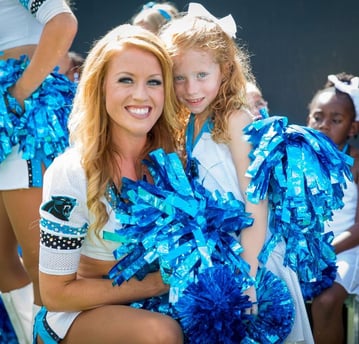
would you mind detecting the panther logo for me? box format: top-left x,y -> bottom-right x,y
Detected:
41,196 -> 78,221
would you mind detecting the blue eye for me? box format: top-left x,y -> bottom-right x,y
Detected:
148,79 -> 162,86
197,72 -> 208,79
174,75 -> 185,83
118,77 -> 133,84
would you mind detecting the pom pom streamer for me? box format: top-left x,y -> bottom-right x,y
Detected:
106,148 -> 296,342
0,55 -> 76,163
243,116 -> 352,298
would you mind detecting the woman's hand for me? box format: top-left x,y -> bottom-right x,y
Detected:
141,271 -> 170,297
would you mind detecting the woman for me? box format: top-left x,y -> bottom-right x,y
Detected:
34,24 -> 183,343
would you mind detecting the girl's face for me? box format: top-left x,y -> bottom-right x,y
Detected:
307,90 -> 356,148
172,48 -> 222,116
104,46 -> 164,143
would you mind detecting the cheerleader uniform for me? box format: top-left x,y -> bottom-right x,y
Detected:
34,147 -> 121,342
0,0 -> 75,190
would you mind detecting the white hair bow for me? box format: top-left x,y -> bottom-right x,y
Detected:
187,2 -> 237,38
328,74 -> 359,121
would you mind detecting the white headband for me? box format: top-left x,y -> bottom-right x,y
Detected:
328,74 -> 359,121
187,3 -> 237,38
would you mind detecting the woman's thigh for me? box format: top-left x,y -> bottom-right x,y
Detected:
63,305 -> 183,344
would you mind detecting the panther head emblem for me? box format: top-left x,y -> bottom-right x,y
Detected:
41,196 -> 78,221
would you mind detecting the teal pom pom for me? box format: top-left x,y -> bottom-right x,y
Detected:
0,55 -> 76,164
107,149 -> 253,293
243,116 -> 351,296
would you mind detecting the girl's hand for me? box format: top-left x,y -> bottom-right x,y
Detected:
244,285 -> 258,315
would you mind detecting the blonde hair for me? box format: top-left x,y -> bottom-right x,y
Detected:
160,14 -> 253,143
132,2 -> 179,34
69,24 -> 180,234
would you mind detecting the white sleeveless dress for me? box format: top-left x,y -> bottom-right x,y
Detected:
324,177 -> 359,294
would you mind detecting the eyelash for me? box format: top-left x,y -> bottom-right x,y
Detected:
118,78 -> 162,86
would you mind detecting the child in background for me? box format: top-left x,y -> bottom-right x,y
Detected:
160,3 -> 314,342
132,1 -> 178,34
64,51 -> 85,82
246,81 -> 269,120
307,72 -> 359,344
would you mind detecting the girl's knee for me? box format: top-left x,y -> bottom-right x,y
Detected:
312,287 -> 345,313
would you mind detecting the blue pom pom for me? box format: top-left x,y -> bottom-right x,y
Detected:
0,297 -> 18,344
0,55 -> 76,164
174,265 -> 252,344
107,149 -> 253,294
243,116 -> 350,296
246,268 -> 295,343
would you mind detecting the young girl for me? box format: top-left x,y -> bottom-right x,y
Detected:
307,73 -> 359,344
160,3 -> 314,343
33,24 -> 183,343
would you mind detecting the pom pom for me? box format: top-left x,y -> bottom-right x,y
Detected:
174,266 -> 294,344
246,267 -> 295,343
174,265 -> 252,344
0,298 -> 17,344
106,148 -> 295,342
0,55 -> 76,164
243,116 -> 351,294
107,149 -> 254,298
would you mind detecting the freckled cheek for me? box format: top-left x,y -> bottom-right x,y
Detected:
174,83 -> 184,97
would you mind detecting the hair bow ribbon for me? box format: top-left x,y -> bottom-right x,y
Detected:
187,2 -> 237,38
328,74 -> 359,121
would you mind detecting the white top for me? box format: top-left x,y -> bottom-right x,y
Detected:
325,176 -> 359,294
39,147 -> 121,276
0,0 -> 72,51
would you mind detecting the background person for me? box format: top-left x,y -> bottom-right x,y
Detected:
0,1 -> 77,343
132,1 -> 179,34
307,72 -> 359,344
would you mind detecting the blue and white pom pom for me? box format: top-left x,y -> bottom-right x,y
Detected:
107,148 -> 253,294
243,114 -> 352,299
0,55 -> 76,163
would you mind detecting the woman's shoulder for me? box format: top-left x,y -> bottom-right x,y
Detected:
46,146 -> 84,180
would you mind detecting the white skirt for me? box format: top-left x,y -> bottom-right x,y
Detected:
266,241 -> 315,344
0,146 -> 32,190
336,246 -> 359,294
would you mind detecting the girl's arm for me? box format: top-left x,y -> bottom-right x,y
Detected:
227,109 -> 268,280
